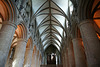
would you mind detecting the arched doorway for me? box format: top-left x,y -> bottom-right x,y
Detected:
44,45 -> 60,65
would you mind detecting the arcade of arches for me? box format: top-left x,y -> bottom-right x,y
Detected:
0,0 -> 100,67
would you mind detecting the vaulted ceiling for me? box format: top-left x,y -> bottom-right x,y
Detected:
32,0 -> 73,51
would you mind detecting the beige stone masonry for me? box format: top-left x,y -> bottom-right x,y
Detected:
79,20 -> 100,67
12,38 -> 27,67
72,38 -> 87,67
0,21 -> 16,67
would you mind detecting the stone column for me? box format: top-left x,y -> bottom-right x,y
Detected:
34,51 -> 37,67
39,59 -> 41,67
39,56 -> 42,67
12,38 -> 27,67
24,48 -> 33,67
59,55 -> 61,65
72,38 -> 87,67
44,53 -> 47,65
41,56 -> 45,65
65,48 -> 69,67
36,53 -> 39,67
31,52 -> 35,67
67,42 -> 75,67
63,53 -> 66,67
37,57 -> 40,67
64,53 -> 67,67
57,55 -> 59,65
79,20 -> 100,67
62,51 -> 64,67
0,21 -> 16,67
62,53 -> 65,67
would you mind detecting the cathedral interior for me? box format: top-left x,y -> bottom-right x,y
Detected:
0,0 -> 100,67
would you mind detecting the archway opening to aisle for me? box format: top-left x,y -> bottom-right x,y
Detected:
44,45 -> 60,65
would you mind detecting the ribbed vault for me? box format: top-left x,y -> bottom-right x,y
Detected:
32,0 -> 73,51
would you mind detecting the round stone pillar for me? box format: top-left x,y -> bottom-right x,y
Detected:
44,53 -> 47,65
12,38 -> 27,67
39,59 -> 41,67
0,21 -> 16,67
37,57 -> 39,67
63,53 -> 66,67
72,38 -> 87,67
62,53 -> 65,67
79,20 -> 100,67
24,48 -> 33,67
31,51 -> 35,67
36,53 -> 39,67
67,42 -> 75,67
32,50 -> 37,67
65,48 -> 69,67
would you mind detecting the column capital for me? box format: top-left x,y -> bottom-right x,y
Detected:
78,19 -> 94,28
2,21 -> 17,29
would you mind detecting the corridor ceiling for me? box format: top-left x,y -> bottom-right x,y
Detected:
32,0 -> 73,51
